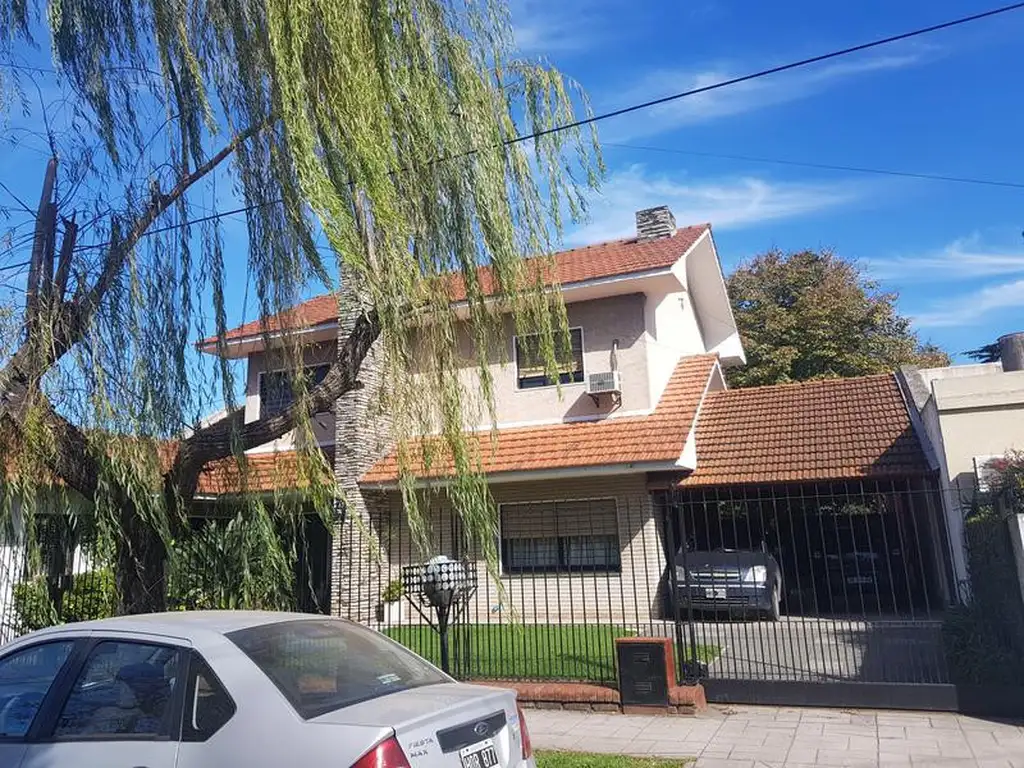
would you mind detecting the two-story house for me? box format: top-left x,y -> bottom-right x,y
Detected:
199,205 -> 747,623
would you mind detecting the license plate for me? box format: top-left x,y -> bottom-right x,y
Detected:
846,576 -> 874,585
704,587 -> 727,599
460,738 -> 499,768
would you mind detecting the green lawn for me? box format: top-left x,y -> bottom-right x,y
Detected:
384,624 -> 718,683
536,751 -> 693,767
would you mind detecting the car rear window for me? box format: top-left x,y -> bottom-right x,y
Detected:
227,619 -> 446,719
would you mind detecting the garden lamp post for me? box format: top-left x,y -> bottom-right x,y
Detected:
402,555 -> 476,673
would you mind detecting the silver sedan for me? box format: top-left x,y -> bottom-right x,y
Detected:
0,611 -> 535,768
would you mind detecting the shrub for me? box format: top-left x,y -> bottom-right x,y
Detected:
62,570 -> 118,623
11,578 -> 58,634
943,506 -> 1024,685
381,579 -> 404,603
12,569 -> 117,633
167,516 -> 294,611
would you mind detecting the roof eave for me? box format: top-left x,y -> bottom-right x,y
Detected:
197,321 -> 340,358
200,230 -> 707,356
678,469 -> 936,489
359,459 -> 687,490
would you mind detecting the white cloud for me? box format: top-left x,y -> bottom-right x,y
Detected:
865,235 -> 1024,282
566,164 -> 859,244
600,51 -> 924,141
510,0 -> 602,55
912,279 -> 1024,328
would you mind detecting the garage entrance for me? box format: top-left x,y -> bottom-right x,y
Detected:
658,478 -> 962,710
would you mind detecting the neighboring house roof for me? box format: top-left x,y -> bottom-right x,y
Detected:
360,354 -> 720,485
200,224 -> 709,347
680,374 -> 930,487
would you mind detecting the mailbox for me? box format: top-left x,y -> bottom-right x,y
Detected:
616,637 -> 674,708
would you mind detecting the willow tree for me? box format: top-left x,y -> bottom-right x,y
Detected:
0,0 -> 601,614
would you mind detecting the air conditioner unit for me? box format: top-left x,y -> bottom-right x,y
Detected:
973,454 -> 1004,493
587,370 -> 622,396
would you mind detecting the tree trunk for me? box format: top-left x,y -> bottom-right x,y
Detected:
43,515 -> 72,618
114,502 -> 168,614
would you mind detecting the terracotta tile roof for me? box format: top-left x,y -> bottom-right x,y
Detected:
680,374 -> 929,487
2,433 -> 322,496
444,224 -> 708,302
201,295 -> 339,346
360,354 -> 719,484
204,225 -> 708,345
195,448 -> 333,495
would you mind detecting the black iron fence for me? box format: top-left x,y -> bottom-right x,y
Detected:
5,476 -> 1024,710
664,478 -> 957,689
0,511 -> 333,643
943,481 -> 1024,688
334,479 -> 976,693
333,493 -> 682,686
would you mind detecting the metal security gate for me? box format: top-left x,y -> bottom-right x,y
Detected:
657,479 -> 963,711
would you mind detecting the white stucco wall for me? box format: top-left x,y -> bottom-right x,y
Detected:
680,232 -> 744,366
931,371 -> 1024,484
906,365 -> 1024,599
643,288 -> 705,413
441,293 -> 654,430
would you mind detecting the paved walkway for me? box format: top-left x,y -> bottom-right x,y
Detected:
528,706 -> 1024,767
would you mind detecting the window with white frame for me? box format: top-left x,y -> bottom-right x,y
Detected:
259,364 -> 330,419
500,499 -> 620,573
514,328 -> 584,389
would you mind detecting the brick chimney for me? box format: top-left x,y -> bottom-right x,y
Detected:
635,205 -> 676,241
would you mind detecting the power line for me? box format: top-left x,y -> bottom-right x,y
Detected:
603,143 -> 1024,190
18,2 -> 1024,247
511,2 -> 1024,145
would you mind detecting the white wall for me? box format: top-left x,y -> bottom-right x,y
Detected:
932,371 -> 1024,484
906,365 -> 1024,598
643,288 -> 705,414
680,233 -> 744,366
436,293 -> 654,430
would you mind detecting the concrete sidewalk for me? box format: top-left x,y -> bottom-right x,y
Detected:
527,705 -> 1024,767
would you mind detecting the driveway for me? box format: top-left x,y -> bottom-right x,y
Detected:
654,615 -> 948,683
529,705 -> 1024,767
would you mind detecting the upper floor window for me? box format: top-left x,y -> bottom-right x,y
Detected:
259,364 -> 330,419
514,328 -> 584,389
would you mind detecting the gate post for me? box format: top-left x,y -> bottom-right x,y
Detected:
661,491 -> 702,683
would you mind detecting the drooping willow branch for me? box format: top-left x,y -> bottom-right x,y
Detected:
0,124 -> 263,423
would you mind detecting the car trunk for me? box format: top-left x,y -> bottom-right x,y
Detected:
311,682 -> 524,767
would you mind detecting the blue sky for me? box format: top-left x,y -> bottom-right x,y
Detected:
3,0 -> 1023,367
516,0 -> 1024,358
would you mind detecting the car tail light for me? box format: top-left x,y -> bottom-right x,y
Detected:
517,704 -> 533,760
351,736 -> 412,768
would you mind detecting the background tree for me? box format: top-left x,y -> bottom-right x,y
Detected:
727,249 -> 950,388
964,342 -> 1002,364
0,0 -> 600,614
